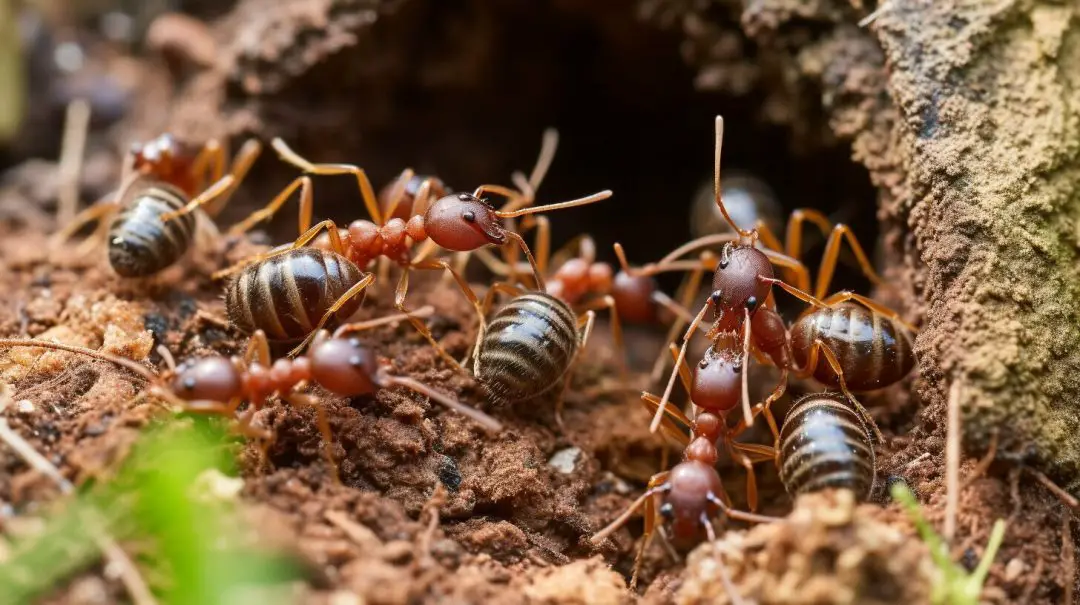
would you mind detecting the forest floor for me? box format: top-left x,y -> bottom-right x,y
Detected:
0,200 -> 1073,603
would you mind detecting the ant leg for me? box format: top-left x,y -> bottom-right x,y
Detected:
667,343 -> 694,394
227,176 -> 313,236
202,138 -> 263,216
282,390 -> 339,484
649,253 -> 712,382
243,330 -> 271,366
758,275 -> 826,308
288,274 -> 375,357
651,300 -> 713,434
212,219 -> 346,280
332,306 -> 435,337
576,295 -> 627,377
727,444 -> 760,511
471,248 -> 516,277
705,492 -> 780,525
699,514 -> 745,605
738,308 -> 754,427
380,374 -> 503,432
821,291 -> 919,334
591,473 -> 670,545
410,257 -> 486,327
637,234 -> 740,269
271,137 -> 383,225
752,219 -> 785,253
630,471 -> 667,591
49,200 -> 122,249
815,223 -> 885,299
799,339 -> 885,443
381,168 -> 415,221
759,249 -> 814,295
554,310 -> 597,429
189,138 -> 226,192
784,208 -> 833,261
503,231 -> 547,292
394,268 -> 466,373
159,174 -> 237,222
641,391 -> 692,448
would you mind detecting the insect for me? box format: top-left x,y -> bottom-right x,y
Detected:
0,307 -> 502,481
471,235 -> 697,374
589,401 -> 777,589
51,133 -> 262,277
471,287 -> 592,421
648,115 -> 917,437
778,392 -> 876,501
217,136 -> 611,360
689,170 -> 784,240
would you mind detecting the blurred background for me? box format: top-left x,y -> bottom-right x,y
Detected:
0,0 -> 878,295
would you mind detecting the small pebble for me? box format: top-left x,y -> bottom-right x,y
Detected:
1004,557 -> 1026,582
16,400 -> 34,414
548,447 -> 581,474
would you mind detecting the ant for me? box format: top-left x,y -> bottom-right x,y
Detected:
470,234 -> 699,375
590,395 -> 777,589
0,307 -> 502,482
641,117 -> 916,477
51,133 -> 262,277
214,136 -> 611,360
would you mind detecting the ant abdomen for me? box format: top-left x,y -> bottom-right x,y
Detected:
475,292 -> 579,403
790,302 -> 915,391
778,393 -> 875,500
225,248 -> 367,342
108,178 -> 198,277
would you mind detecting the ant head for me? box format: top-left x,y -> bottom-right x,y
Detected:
710,244 -> 773,331
308,335 -> 380,397
130,133 -> 198,194
611,271 -> 658,324
662,460 -> 726,543
424,193 -> 506,251
172,356 -> 244,403
691,345 -> 742,413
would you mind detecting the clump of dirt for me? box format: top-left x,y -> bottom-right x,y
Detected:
671,491 -> 934,604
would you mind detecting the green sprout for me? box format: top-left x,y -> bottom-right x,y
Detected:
891,483 -> 1006,605
0,421 -> 302,605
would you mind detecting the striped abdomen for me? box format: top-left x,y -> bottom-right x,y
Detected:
790,302 -> 915,391
779,393 -> 875,500
107,180 -> 196,277
225,248 -> 367,341
475,292 -> 579,403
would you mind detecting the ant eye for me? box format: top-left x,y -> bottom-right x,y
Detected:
745,296 -> 758,310
182,377 -> 196,391
709,290 -> 723,305
718,258 -> 729,269
462,211 -> 476,223
659,503 -> 674,520
348,355 -> 365,367
458,193 -> 472,201
699,358 -> 708,368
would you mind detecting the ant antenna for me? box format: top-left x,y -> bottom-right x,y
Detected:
156,345 -> 177,372
714,116 -> 754,240
0,339 -> 157,383
495,190 -> 612,219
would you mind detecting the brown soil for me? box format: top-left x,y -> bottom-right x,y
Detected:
1,0 -> 1079,603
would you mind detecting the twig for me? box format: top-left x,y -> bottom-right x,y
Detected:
945,379 -> 962,542
1064,514 -> 1075,605
858,0 -> 893,27
961,430 -> 998,491
1025,467 -> 1080,511
0,417 -> 157,605
57,98 -> 91,226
